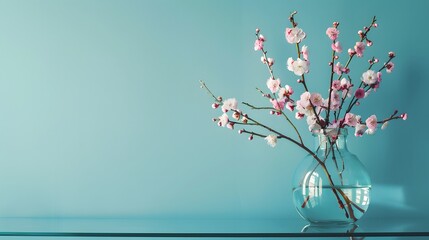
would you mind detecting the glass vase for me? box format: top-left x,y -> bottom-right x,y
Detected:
292,128 -> 371,224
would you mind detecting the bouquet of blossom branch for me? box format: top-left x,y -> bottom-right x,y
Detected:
200,11 -> 407,222
201,11 -> 406,147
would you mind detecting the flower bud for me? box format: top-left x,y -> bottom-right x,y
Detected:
242,117 -> 248,124
212,103 -> 219,109
388,51 -> 396,58
343,68 -> 350,74
348,48 -> 356,56
217,96 -> 223,102
334,55 -> 339,60
333,21 -> 339,27
373,23 -> 378,28
401,113 -> 408,120
270,110 -> 275,115
256,28 -> 260,34
212,118 -> 218,122
267,58 -> 274,67
374,58 -> 379,63
227,122 -> 234,130
238,129 -> 244,134
248,134 -> 254,140
364,26 -> 369,31
232,111 -> 240,120
358,30 -> 363,36
366,40 -> 373,47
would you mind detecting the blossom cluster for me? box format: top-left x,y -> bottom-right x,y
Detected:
203,12 -> 406,148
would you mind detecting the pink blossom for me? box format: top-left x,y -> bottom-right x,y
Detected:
377,72 -> 382,82
254,39 -> 264,51
331,41 -> 342,53
258,34 -> 265,41
385,62 -> 394,73
326,27 -> 339,40
299,92 -> 311,108
355,88 -> 365,99
266,78 -> 281,93
333,62 -> 343,75
285,27 -> 306,44
344,113 -> 358,127
295,112 -> 304,119
310,93 -> 323,107
278,85 -> 294,98
365,115 -> 378,130
401,113 -> 408,120
302,45 -> 309,60
348,48 -> 356,56
355,123 -> 366,137
270,98 -> 286,111
226,122 -> 234,130
354,42 -> 365,57
332,80 -> 341,90
330,91 -> 340,110
286,102 -> 295,112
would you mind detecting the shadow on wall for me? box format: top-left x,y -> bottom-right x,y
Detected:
371,60 -> 427,219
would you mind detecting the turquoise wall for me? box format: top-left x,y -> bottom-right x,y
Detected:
0,0 -> 425,219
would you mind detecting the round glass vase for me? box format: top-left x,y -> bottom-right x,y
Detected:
292,128 -> 371,224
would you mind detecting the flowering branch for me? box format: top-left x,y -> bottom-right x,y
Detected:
201,11 -> 406,223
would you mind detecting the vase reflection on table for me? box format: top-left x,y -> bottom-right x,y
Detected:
302,223 -> 366,240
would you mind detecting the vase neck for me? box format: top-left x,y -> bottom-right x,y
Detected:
314,129 -> 348,151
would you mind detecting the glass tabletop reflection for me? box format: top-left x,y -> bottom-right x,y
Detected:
0,217 -> 426,238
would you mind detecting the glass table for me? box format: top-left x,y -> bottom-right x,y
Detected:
0,218 -> 427,239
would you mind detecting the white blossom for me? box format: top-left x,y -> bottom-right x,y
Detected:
265,134 -> 278,147
285,27 -> 306,44
221,98 -> 238,112
292,58 -> 310,76
218,113 -> 229,127
361,70 -> 377,85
